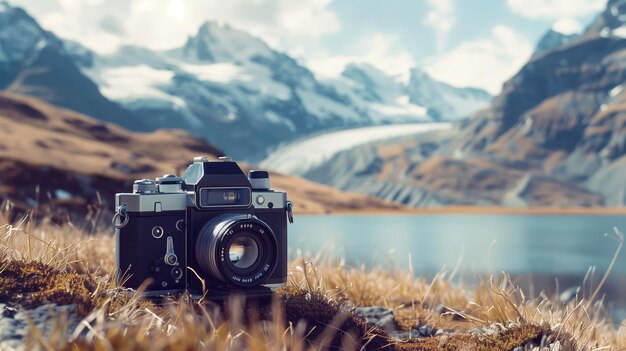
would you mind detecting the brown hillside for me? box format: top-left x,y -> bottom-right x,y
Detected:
0,92 -> 403,219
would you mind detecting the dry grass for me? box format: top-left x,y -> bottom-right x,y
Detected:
0,200 -> 624,351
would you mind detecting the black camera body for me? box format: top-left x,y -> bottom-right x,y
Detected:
114,156 -> 292,297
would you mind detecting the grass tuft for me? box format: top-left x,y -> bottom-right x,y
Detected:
0,201 -> 624,350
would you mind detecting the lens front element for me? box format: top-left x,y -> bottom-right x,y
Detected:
196,214 -> 278,287
228,236 -> 259,269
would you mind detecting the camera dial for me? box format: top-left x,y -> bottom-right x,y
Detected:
133,179 -> 157,194
156,174 -> 184,193
248,170 -> 270,190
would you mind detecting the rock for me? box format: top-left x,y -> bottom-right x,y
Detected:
354,306 -> 399,333
354,306 -> 450,340
388,329 -> 420,340
418,324 -> 432,336
388,326 -> 448,340
2,306 -> 17,318
0,303 -> 78,350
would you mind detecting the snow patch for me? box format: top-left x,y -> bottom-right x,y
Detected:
612,25 -> 626,38
610,84 -> 623,97
600,27 -> 611,37
306,56 -> 352,79
187,22 -> 274,63
180,63 -> 250,83
369,95 -> 427,120
99,65 -> 176,100
552,18 -> 582,35
264,111 -> 296,132
437,91 -> 489,120
297,88 -> 361,121
242,63 -> 292,100
35,38 -> 46,50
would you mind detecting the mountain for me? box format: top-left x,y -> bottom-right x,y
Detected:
272,0 -> 626,208
583,0 -> 626,38
442,0 -> 626,206
259,124 -> 459,207
0,2 -> 491,160
0,92 -> 404,220
60,19 -> 490,160
330,63 -> 492,123
406,68 -> 492,121
534,29 -> 580,56
0,3 -> 136,130
0,3 -> 492,160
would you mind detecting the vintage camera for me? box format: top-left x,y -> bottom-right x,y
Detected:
113,156 -> 293,297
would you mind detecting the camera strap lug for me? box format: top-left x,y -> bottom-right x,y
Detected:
112,205 -> 129,229
286,201 -> 294,223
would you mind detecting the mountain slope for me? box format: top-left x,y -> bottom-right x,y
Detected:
331,63 -> 492,123
0,92 -> 404,218
0,4 -> 136,130
406,69 -> 492,121
277,0 -> 626,208
405,0 -> 626,206
534,25 -> 581,56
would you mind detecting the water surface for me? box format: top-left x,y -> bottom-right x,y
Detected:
289,214 -> 626,320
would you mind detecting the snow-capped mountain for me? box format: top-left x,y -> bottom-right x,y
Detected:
0,2 -> 54,78
328,63 -> 492,124
406,69 -> 492,121
0,2 -> 135,129
335,63 -> 429,124
269,0 -> 626,208
70,22 -> 375,158
0,2 -> 492,160
66,21 -> 492,159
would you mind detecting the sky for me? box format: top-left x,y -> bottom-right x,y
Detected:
11,0 -> 607,94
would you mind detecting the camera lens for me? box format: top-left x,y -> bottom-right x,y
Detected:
228,236 -> 259,269
195,214 -> 277,287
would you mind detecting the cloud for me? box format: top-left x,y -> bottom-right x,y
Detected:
166,0 -> 186,22
552,18 -> 583,35
306,33 -> 415,79
424,25 -> 532,94
422,0 -> 455,53
13,0 -> 341,54
98,15 -> 125,35
507,0 -> 606,19
279,0 -> 340,37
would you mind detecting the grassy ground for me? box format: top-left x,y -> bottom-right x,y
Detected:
0,202 -> 624,350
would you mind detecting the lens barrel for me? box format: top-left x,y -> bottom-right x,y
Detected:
195,214 -> 278,287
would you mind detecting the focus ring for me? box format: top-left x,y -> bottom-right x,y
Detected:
196,214 -> 278,287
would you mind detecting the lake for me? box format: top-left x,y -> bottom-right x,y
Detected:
289,214 -> 626,321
